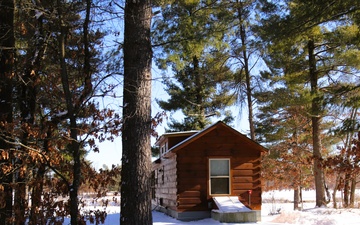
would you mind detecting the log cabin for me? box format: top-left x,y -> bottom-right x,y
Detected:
151,121 -> 267,222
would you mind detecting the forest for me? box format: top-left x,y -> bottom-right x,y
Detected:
0,0 -> 359,225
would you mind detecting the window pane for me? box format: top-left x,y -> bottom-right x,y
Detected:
210,160 -> 229,176
211,178 -> 229,194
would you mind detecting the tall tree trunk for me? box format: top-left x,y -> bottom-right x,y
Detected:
236,0 -> 255,140
308,39 -> 326,207
121,0 -> 153,224
349,176 -> 356,207
349,131 -> 359,208
332,174 -> 340,209
343,172 -> 350,207
57,1 -> 93,223
0,0 -> 14,224
193,56 -> 205,128
58,2 -> 80,223
16,21 -> 42,225
24,6 -> 47,224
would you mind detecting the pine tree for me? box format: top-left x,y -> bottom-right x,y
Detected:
215,0 -> 262,140
153,1 -> 235,131
0,0 -> 119,223
256,0 -> 360,207
158,55 -> 234,131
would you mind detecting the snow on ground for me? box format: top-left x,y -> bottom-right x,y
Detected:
63,190 -> 360,225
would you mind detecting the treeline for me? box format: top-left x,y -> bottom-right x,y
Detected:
151,0 -> 360,210
0,0 -> 122,224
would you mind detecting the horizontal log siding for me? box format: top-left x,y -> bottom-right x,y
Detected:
176,149 -> 208,212
232,158 -> 262,210
154,154 -> 178,210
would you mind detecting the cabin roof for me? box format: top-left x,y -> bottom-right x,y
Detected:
154,130 -> 198,147
160,121 -> 268,157
170,121 -> 267,152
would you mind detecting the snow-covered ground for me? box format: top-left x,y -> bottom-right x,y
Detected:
63,190 -> 360,224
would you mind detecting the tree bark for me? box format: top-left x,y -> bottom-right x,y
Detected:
343,172 -> 350,207
294,185 -> 301,210
0,0 -> 14,224
349,176 -> 356,207
308,39 -> 326,207
121,0 -> 153,224
332,173 -> 341,208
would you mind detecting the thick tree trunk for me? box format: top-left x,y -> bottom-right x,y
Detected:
0,0 -> 14,224
308,39 -> 326,207
121,0 -> 153,225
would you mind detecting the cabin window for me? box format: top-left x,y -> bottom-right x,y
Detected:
209,159 -> 230,195
159,166 -> 165,184
160,142 -> 168,155
151,171 -> 156,199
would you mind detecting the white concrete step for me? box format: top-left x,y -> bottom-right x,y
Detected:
213,196 -> 251,212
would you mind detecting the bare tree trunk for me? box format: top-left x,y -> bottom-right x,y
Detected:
0,0 -> 14,224
192,56 -> 206,128
344,172 -> 350,207
332,174 -> 341,209
308,39 -> 326,207
294,185 -> 301,210
121,0 -> 153,224
59,34 -> 81,225
349,176 -> 356,208
57,1 -> 93,224
23,5 -> 47,224
236,0 -> 255,140
16,16 -> 43,225
58,4 -> 80,224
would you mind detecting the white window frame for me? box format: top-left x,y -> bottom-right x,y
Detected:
209,158 -> 231,195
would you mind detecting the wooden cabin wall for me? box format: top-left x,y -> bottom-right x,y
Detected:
176,127 -> 263,212
154,154 -> 178,211
232,157 -> 262,210
176,147 -> 208,212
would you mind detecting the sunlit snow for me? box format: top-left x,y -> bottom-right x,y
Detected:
63,189 -> 360,225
